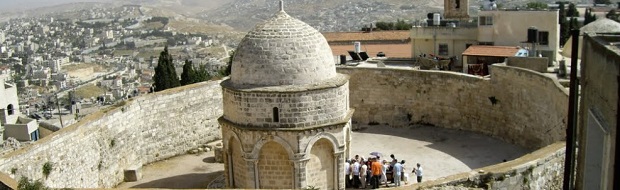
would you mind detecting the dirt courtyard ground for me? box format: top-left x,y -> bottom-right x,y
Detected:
116,125 -> 529,189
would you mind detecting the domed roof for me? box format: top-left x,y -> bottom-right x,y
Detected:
230,5 -> 336,87
580,18 -> 620,34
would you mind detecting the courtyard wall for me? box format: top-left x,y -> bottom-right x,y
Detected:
0,80 -> 223,188
337,64 -> 568,150
0,64 -> 569,189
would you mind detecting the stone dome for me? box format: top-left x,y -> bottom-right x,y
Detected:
230,9 -> 336,87
580,18 -> 620,34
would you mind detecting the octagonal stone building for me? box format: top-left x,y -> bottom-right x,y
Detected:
219,2 -> 353,189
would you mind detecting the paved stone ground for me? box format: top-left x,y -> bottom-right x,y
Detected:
115,125 -> 529,189
349,124 -> 529,187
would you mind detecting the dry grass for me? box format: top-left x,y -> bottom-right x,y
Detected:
74,84 -> 106,99
62,63 -> 108,72
168,20 -> 237,34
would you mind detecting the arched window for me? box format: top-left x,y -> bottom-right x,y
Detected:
273,107 -> 279,122
7,104 -> 14,115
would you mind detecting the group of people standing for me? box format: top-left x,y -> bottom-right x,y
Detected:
344,154 -> 423,189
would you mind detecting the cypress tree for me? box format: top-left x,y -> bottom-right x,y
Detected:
584,8 -> 597,26
558,2 -> 570,46
567,3 -> 580,17
195,65 -> 211,82
180,59 -> 196,85
153,46 -> 180,92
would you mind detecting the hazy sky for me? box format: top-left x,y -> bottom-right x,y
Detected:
0,0 -> 111,11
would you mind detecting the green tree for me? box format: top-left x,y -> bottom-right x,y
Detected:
195,65 -> 211,82
558,2 -> 570,45
569,17 -> 580,30
219,50 -> 233,76
584,8 -> 597,25
567,3 -> 580,17
594,0 -> 611,4
18,177 -> 48,190
152,46 -> 180,92
526,1 -> 548,10
607,9 -> 620,22
180,59 -> 196,85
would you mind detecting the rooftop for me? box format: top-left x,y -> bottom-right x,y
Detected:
462,46 -> 522,57
322,31 -> 410,42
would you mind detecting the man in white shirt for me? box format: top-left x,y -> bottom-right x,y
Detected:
393,160 -> 402,186
352,159 -> 361,188
344,159 -> 351,188
413,163 -> 423,183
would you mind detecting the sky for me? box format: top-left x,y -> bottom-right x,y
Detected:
0,0 -> 111,11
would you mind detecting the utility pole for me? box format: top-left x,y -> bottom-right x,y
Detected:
55,93 -> 64,128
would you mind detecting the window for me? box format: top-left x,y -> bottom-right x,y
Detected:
30,129 -> 40,141
479,16 -> 493,26
273,107 -> 279,123
455,0 -> 460,9
538,31 -> 549,45
7,104 -> 14,115
478,42 -> 494,46
438,44 -> 449,56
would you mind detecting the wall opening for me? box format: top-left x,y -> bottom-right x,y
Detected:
273,107 -> 279,122
583,109 -> 610,190
456,0 -> 460,9
7,104 -> 14,115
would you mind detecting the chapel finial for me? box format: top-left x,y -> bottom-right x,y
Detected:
279,0 -> 284,12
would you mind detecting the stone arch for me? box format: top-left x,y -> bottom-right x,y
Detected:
258,141 -> 294,189
228,136 -> 249,188
303,132 -> 340,157
224,130 -> 245,153
250,135 -> 295,160
306,138 -> 335,190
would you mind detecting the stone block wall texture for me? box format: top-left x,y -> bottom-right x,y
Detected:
506,57 -> 549,73
229,139 -> 250,188
575,34 -> 619,190
0,80 -> 223,188
222,82 -> 349,128
0,65 -> 568,189
401,142 -> 565,190
258,141 -> 294,189
231,12 -> 336,87
306,138 -> 335,190
337,65 -> 568,150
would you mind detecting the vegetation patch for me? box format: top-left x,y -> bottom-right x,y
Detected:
74,84 -> 106,99
42,162 -> 53,179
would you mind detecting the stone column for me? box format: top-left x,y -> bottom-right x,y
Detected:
334,151 -> 345,190
292,154 -> 310,189
243,158 -> 259,188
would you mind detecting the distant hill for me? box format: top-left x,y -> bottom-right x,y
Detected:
198,0 -> 587,32
0,0 -> 112,12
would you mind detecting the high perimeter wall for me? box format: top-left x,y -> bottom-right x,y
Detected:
0,65 -> 569,189
0,80 -> 223,188
337,64 -> 568,150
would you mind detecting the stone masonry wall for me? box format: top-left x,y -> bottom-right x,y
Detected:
222,83 -> 349,128
306,138 -> 335,190
0,80 -> 223,188
506,57 -> 549,73
337,64 -> 568,149
403,142 -> 565,190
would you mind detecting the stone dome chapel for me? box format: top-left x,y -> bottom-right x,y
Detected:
219,1 -> 353,189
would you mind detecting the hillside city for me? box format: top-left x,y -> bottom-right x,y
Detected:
0,5 -> 242,134
0,0 -> 620,189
